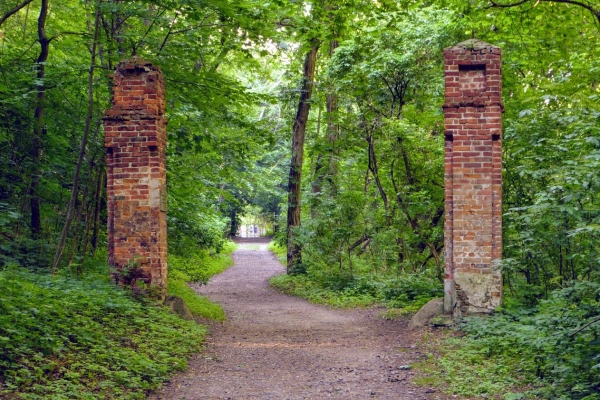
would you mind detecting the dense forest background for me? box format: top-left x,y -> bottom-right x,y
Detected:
1,0 -> 600,398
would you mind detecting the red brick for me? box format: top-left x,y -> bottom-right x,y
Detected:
103,56 -> 168,299
444,39 -> 503,316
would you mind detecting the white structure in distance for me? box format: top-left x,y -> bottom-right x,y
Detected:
237,224 -> 267,238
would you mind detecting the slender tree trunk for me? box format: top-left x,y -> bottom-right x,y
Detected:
67,183 -> 89,268
326,40 -> 339,191
83,167 -> 103,257
91,166 -> 104,256
286,40 -> 319,274
52,8 -> 101,272
311,104 -> 323,219
311,39 -> 339,217
29,0 -> 50,239
366,128 -> 390,221
81,186 -> 95,262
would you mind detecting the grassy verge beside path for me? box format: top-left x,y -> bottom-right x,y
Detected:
267,241 -> 441,312
168,241 -> 236,321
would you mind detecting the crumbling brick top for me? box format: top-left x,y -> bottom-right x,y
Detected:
445,39 -> 501,55
103,55 -> 166,120
115,55 -> 162,74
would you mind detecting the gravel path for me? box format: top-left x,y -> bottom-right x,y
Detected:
150,238 -> 453,400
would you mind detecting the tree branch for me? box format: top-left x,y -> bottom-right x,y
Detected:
569,315 -> 600,337
488,0 -> 530,7
488,0 -> 600,23
0,0 -> 34,27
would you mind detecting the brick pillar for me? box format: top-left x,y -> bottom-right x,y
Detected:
104,56 -> 168,299
443,40 -> 503,316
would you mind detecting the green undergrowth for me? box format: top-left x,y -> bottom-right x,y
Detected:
167,241 -> 235,320
267,241 -> 286,264
268,242 -> 441,310
168,241 -> 236,284
167,279 -> 225,321
0,267 -> 206,399
415,282 -> 600,399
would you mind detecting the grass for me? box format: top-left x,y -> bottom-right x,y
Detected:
167,279 -> 225,321
412,332 -> 532,399
267,241 -> 286,264
167,241 -> 236,321
269,273 -> 378,307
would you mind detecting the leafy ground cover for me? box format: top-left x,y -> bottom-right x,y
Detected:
0,243 -> 235,399
268,242 -> 442,311
415,282 -> 600,399
0,268 -> 205,399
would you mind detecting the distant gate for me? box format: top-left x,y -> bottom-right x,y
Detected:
102,42 -> 504,310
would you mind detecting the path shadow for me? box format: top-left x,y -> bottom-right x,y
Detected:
231,236 -> 273,244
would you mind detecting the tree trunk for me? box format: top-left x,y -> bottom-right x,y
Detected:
366,128 -> 390,222
310,104 -> 323,219
326,40 -> 339,192
90,166 -> 104,256
311,39 -> 339,217
286,40 -> 319,274
67,183 -> 89,268
52,8 -> 100,272
29,0 -> 50,239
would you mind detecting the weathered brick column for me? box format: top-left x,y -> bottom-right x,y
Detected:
443,40 -> 503,316
104,57 -> 168,299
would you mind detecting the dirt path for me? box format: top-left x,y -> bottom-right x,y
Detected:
151,238 -> 451,400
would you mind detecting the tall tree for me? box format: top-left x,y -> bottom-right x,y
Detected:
286,39 -> 319,274
29,0 -> 50,239
52,6 -> 101,272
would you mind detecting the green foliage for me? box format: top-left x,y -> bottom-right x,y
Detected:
0,268 -> 206,399
1,0 -> 600,397
424,282 -> 600,399
270,270 -> 442,311
0,203 -> 52,269
270,274 -> 377,308
167,279 -> 225,321
168,241 -> 235,284
167,241 -> 235,321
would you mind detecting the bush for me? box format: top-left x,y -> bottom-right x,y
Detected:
268,239 -> 443,311
168,241 -> 236,283
427,281 -> 600,399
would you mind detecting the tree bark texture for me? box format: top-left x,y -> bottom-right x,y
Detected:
29,0 -> 50,239
287,40 -> 319,274
311,39 -> 339,217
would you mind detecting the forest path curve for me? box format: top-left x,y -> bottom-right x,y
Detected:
150,238 -> 451,400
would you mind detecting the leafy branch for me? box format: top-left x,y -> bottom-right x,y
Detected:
0,0 -> 34,27
488,0 -> 600,24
